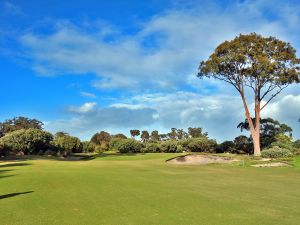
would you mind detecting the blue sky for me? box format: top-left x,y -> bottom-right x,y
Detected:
1,0 -> 300,141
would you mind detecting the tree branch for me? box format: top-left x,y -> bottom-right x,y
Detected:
260,85 -> 288,111
260,84 -> 277,101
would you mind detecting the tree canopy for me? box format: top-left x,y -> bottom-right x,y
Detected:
130,130 -> 140,139
0,116 -> 44,137
198,33 -> 300,155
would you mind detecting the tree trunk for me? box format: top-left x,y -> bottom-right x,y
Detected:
252,135 -> 261,156
240,92 -> 261,156
253,98 -> 261,156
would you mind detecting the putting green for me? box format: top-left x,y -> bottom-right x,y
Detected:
1,153 -> 300,225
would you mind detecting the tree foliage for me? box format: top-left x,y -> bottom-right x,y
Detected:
130,130 -> 140,139
198,33 -> 300,155
150,130 -> 160,141
90,131 -> 111,151
238,117 -> 293,148
54,132 -> 82,155
115,139 -> 143,153
81,141 -> 95,153
141,130 -> 150,142
112,133 -> 127,139
261,146 -> 293,158
217,141 -> 236,153
234,135 -> 252,154
0,128 -> 53,155
0,117 -> 43,137
185,138 -> 217,152
188,127 -> 207,138
176,129 -> 188,140
160,140 -> 182,153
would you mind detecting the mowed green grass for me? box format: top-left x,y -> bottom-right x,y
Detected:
1,153 -> 300,225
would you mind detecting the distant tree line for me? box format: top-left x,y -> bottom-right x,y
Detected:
0,116 -> 299,158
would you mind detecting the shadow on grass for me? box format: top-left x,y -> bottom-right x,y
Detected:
0,169 -> 13,173
0,152 -> 146,162
0,162 -> 31,168
0,174 -> 17,179
0,168 -> 17,179
96,152 -> 145,158
0,154 -> 99,162
0,191 -> 34,200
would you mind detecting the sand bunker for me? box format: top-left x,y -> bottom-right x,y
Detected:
251,162 -> 291,167
166,154 -> 235,165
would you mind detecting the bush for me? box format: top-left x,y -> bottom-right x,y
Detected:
266,134 -> 296,155
0,142 -> 7,156
43,149 -> 56,156
109,138 -> 123,151
160,140 -> 182,153
233,135 -> 253,154
0,128 -> 53,155
115,139 -> 143,153
142,142 -> 161,153
94,144 -> 107,153
294,140 -> 300,149
217,141 -> 236,153
112,133 -> 127,139
54,134 -> 82,156
293,140 -> 300,155
261,146 -> 293,158
81,141 -> 95,153
270,141 -> 295,153
184,138 -> 216,152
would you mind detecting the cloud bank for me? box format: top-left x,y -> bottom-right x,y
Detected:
15,0 -> 300,141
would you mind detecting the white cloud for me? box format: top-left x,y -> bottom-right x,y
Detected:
19,0 -> 300,90
46,90 -> 246,141
46,105 -> 158,140
80,91 -> 97,99
68,102 -> 97,113
114,91 -> 246,141
46,90 -> 300,141
262,94 -> 300,139
18,0 -> 300,141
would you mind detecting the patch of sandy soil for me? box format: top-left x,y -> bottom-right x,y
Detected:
259,158 -> 271,162
166,154 -> 236,165
251,162 -> 291,167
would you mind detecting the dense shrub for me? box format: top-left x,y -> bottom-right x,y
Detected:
0,128 -> 53,155
54,134 -> 82,156
234,135 -> 253,154
81,141 -> 95,153
0,142 -> 6,156
268,134 -> 296,153
261,146 -> 293,158
115,139 -> 143,153
160,140 -> 182,153
142,142 -> 161,153
94,144 -> 108,153
270,141 -> 295,152
293,140 -> 300,155
217,141 -> 236,153
294,140 -> 300,148
112,133 -> 127,139
183,138 -> 216,152
109,138 -> 123,151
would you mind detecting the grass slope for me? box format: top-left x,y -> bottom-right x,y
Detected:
1,153 -> 300,225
